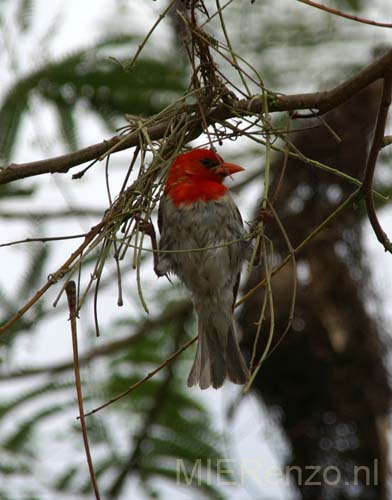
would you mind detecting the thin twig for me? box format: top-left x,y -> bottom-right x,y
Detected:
124,0 -> 177,70
361,76 -> 392,252
82,335 -> 197,418
244,236 -> 275,392
271,140 -> 289,204
199,0 -> 236,28
298,0 -> 392,28
0,233 -> 87,248
237,190 -> 363,307
0,217 -> 111,335
216,0 -> 251,95
262,203 -> 297,359
220,108 -> 387,200
65,281 -> 101,500
0,209 -> 104,219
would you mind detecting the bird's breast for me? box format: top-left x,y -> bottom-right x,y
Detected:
158,195 -> 246,293
167,179 -> 227,205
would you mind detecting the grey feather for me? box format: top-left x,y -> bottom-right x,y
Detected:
158,194 -> 249,389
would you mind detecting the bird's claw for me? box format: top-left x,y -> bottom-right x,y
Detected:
255,208 -> 274,224
134,214 -> 162,278
134,215 -> 155,238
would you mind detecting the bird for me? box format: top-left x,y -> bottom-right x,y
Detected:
156,148 -> 249,389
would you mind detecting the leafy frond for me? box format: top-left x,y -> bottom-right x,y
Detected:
55,99 -> 78,151
0,241 -> 50,342
0,380 -> 75,420
0,89 -> 29,162
16,0 -> 34,32
0,34 -> 186,161
19,245 -> 50,302
140,465 -> 225,500
3,403 -> 70,453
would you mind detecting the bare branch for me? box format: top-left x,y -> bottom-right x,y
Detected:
0,218 -> 109,336
0,208 -> 104,220
361,76 -> 392,252
65,281 -> 102,500
0,121 -> 168,184
298,0 -> 392,28
1,48 -> 392,186
0,233 -> 87,248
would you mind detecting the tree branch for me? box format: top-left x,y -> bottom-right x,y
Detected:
298,0 -> 392,28
0,208 -> 105,220
361,75 -> 392,252
0,217 -> 110,336
0,121 -> 169,184
1,48 -> 392,185
65,281 -> 102,500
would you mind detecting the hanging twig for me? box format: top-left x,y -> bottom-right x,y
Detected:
237,189 -> 363,307
361,76 -> 392,253
297,0 -> 392,28
65,281 -> 102,500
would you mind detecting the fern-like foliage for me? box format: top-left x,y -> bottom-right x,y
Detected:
0,243 -> 50,343
0,34 -> 186,161
0,303 -> 227,499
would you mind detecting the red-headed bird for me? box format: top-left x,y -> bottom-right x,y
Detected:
156,148 -> 249,389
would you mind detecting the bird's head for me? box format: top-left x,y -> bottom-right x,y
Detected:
166,148 -> 244,184
164,148 -> 245,204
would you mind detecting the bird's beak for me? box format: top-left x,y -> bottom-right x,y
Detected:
213,162 -> 245,177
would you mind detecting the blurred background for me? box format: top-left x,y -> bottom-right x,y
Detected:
1,1 -> 392,499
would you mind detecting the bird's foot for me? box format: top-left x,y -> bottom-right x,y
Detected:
134,215 -> 161,278
255,208 -> 274,224
134,215 -> 155,239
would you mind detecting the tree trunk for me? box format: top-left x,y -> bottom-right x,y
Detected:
240,80 -> 391,500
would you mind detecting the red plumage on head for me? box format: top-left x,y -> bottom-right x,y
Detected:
164,149 -> 244,206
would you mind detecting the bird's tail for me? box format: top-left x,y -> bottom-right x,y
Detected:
187,301 -> 249,389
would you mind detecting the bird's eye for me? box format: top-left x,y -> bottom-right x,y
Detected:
200,157 -> 220,169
